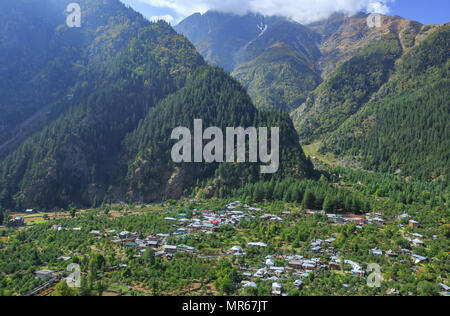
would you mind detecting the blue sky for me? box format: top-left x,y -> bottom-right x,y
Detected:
389,0 -> 450,25
120,0 -> 179,23
120,0 -> 449,25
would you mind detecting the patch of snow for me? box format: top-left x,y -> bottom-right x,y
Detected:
257,23 -> 268,37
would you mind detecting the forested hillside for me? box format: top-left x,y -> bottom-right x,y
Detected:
175,12 -> 323,112
232,21 -> 322,112
0,0 -> 78,149
175,12 -> 432,115
0,0 -> 314,212
291,32 -> 403,141
0,0 -> 161,154
321,24 -> 450,182
125,66 -> 314,201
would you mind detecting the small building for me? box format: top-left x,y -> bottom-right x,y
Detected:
147,240 -> 159,247
398,213 -> 411,220
119,231 -> 131,238
163,245 -> 178,254
412,238 -> 424,247
271,267 -> 285,276
9,216 -> 25,227
146,235 -> 159,242
124,236 -> 137,243
439,283 -> 450,293
254,268 -> 268,279
243,282 -> 257,289
173,228 -> 187,235
52,225 -> 64,231
293,280 -> 303,289
178,244 -> 195,254
36,269 -> 54,280
242,272 -> 252,280
412,254 -> 428,264
178,218 -> 190,225
302,263 -> 316,271
187,224 -> 202,233
124,242 -> 138,249
229,246 -> 242,254
373,217 -> 385,225
57,256 -> 71,262
156,233 -> 170,240
438,283 -> 450,296
202,223 -> 218,232
328,261 -> 341,270
409,220 -> 419,229
288,260 -> 303,269
247,242 -> 267,248
370,248 -> 383,256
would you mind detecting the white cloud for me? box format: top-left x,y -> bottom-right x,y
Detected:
134,0 -> 394,23
366,0 -> 391,14
149,14 -> 175,23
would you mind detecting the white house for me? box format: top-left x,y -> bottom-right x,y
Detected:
272,282 -> 282,296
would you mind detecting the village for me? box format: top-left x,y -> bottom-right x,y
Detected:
15,199 -> 443,297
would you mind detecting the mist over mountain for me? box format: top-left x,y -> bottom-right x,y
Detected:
135,0 -> 394,24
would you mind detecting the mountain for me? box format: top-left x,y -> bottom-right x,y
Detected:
291,14 -> 435,141
175,11 -> 322,112
0,0 -> 79,151
291,20 -> 449,182
0,0 -> 314,210
231,21 -> 322,112
0,0 -> 159,155
291,30 -> 404,141
317,24 -> 450,182
175,11 -> 286,72
177,11 -> 448,182
124,66 -> 314,202
175,12 -> 435,114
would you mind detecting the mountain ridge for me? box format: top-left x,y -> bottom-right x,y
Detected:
176,11 -> 448,182
175,11 -> 439,113
0,0 -> 314,210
